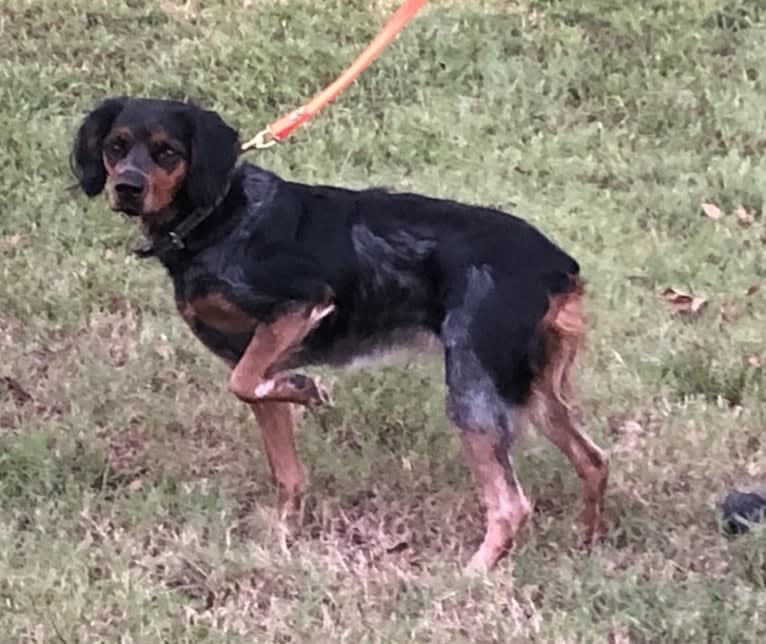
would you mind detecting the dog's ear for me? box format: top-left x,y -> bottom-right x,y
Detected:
70,97 -> 128,196
185,107 -> 240,209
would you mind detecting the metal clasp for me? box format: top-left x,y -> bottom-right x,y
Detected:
169,232 -> 185,249
241,128 -> 277,152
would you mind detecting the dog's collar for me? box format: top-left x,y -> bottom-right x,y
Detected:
133,179 -> 231,259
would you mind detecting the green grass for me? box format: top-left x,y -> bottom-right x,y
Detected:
2,0 -> 766,641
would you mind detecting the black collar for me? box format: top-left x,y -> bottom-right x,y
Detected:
133,179 -> 232,259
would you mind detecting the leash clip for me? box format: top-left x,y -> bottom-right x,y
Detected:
241,128 -> 277,152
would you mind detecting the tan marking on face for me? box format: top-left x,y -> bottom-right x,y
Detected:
102,154 -> 120,210
104,126 -> 134,149
102,127 -> 137,211
144,160 -> 188,214
148,129 -> 185,148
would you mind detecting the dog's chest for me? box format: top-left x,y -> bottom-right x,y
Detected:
179,292 -> 256,334
173,275 -> 257,364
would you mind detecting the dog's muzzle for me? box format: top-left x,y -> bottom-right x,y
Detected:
112,168 -> 147,215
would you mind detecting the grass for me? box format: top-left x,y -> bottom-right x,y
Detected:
2,0 -> 766,640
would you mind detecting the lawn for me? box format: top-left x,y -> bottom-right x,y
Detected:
2,0 -> 766,641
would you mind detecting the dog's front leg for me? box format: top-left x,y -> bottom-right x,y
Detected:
250,401 -> 305,525
229,302 -> 333,530
228,302 -> 334,406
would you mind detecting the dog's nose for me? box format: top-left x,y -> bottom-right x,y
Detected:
114,170 -> 146,198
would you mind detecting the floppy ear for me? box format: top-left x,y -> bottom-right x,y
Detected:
185,107 -> 240,209
70,97 -> 128,196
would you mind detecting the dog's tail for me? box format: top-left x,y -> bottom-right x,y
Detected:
538,276 -> 587,409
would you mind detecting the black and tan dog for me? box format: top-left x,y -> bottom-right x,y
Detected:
70,96 -> 608,571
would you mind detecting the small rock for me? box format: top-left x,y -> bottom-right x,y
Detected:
722,486 -> 766,535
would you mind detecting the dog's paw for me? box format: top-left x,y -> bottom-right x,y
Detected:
287,374 -> 334,408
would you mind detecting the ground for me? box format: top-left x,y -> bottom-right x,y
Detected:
2,0 -> 766,641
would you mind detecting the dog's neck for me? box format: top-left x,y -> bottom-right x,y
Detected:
133,176 -> 233,261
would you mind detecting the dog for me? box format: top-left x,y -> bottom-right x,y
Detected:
70,96 -> 608,571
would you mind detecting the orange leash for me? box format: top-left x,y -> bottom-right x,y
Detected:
241,0 -> 428,152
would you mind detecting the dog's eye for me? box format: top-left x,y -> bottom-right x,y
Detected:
106,138 -> 128,156
154,143 -> 178,162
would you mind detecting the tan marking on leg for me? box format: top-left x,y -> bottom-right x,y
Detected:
461,432 -> 531,572
229,301 -> 334,406
250,401 -> 305,521
531,398 -> 608,545
539,277 -> 587,412
532,277 -> 608,544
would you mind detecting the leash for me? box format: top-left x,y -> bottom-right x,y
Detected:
241,0 -> 428,152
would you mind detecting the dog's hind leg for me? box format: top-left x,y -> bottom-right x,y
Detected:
531,398 -> 607,546
458,429 -> 532,571
529,283 -> 608,545
442,267 -> 534,571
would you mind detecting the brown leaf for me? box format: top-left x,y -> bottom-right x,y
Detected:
1,234 -> 23,253
735,206 -> 754,227
702,202 -> 722,220
608,624 -> 632,644
748,355 -> 762,368
1,376 -> 33,406
746,285 -> 759,297
661,288 -> 708,316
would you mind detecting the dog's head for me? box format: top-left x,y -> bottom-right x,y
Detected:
70,97 -> 240,219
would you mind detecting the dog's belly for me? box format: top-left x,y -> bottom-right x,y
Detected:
297,325 -> 442,370
173,276 -> 442,372
344,328 -> 442,369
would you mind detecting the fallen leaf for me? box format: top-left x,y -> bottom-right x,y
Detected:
748,355 -> 762,368
661,288 -> 708,316
735,206 -> 754,227
702,202 -> 722,220
746,285 -> 759,296
609,625 -> 632,644
1,376 -> 32,406
1,234 -> 22,251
